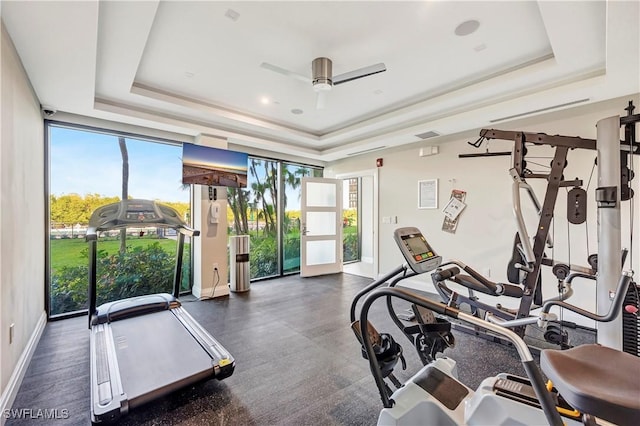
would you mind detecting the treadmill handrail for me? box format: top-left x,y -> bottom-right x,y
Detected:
87,224 -> 198,240
87,199 -> 200,327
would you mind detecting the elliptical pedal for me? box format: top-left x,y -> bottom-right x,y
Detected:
351,320 -> 406,384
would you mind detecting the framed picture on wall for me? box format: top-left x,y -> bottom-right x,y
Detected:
418,179 -> 438,209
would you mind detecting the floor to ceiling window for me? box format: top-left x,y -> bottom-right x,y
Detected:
227,157 -> 322,279
47,123 -> 191,318
343,178 -> 361,263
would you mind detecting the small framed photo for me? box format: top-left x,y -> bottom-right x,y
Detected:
418,179 -> 438,209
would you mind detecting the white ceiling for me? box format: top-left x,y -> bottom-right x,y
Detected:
2,1 -> 639,162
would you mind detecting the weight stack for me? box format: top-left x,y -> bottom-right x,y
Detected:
622,281 -> 639,357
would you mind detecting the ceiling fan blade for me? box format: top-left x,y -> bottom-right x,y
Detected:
333,63 -> 386,86
260,62 -> 311,84
316,91 -> 327,110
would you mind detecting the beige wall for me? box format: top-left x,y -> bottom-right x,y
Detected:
326,94 -> 640,327
1,21 -> 45,400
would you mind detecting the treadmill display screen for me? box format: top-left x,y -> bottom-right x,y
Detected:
125,211 -> 157,221
401,234 -> 436,263
124,202 -> 158,221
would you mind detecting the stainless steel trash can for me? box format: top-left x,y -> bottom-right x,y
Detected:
229,235 -> 250,292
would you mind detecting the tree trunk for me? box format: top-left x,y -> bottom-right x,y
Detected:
119,137 -> 129,253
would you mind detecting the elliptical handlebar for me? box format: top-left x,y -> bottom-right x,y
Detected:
349,264 -> 410,323
437,260 -> 523,297
431,266 -> 460,282
358,286 -> 564,426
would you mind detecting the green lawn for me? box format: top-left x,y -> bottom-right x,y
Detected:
50,237 -> 180,271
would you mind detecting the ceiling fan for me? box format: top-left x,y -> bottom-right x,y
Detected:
260,57 -> 386,109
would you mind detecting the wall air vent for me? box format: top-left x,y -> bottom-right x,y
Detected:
490,99 -> 590,123
346,146 -> 387,156
415,131 -> 440,140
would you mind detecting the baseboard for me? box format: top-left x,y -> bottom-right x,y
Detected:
0,311 -> 46,426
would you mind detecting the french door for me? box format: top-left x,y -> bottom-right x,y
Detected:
300,177 -> 343,277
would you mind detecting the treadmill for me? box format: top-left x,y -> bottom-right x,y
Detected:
87,199 -> 235,423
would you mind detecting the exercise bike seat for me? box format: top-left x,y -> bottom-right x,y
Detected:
452,274 -> 524,298
541,344 -> 640,425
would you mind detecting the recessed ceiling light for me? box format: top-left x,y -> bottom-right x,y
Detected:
260,97 -> 270,105
291,108 -> 303,115
225,9 -> 240,21
455,19 -> 480,36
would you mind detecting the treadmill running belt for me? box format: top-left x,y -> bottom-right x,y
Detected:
109,310 -> 215,408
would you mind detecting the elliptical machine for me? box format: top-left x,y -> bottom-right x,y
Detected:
351,227 -> 640,425
349,228 -> 455,382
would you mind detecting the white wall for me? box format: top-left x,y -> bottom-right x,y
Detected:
1,21 -> 46,412
326,95 -> 640,327
361,175 -> 374,262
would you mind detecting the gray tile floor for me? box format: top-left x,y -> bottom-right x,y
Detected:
8,273 -> 594,425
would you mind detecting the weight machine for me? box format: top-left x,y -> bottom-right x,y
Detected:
434,101 -> 639,350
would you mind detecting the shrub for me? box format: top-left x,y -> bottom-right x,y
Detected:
50,243 -> 176,315
343,231 -> 359,262
250,235 -> 277,278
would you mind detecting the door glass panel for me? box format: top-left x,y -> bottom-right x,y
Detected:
306,211 -> 336,235
306,182 -> 336,207
306,240 -> 337,265
48,124 -> 190,317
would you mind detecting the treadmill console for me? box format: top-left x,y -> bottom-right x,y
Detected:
87,199 -> 192,238
393,227 -> 442,274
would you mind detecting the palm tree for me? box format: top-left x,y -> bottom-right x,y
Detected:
118,137 -> 129,253
228,187 -> 250,234
251,181 -> 273,232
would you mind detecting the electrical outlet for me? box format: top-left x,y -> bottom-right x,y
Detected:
10,323 -> 14,344
212,263 -> 219,271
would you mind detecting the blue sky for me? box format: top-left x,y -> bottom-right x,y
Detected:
50,127 -> 189,203
50,126 -> 322,209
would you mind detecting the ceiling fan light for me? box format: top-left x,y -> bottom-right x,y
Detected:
313,81 -> 332,92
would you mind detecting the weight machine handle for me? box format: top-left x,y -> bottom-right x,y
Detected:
541,272 -> 634,322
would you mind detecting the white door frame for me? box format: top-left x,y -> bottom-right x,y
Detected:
336,169 -> 379,278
